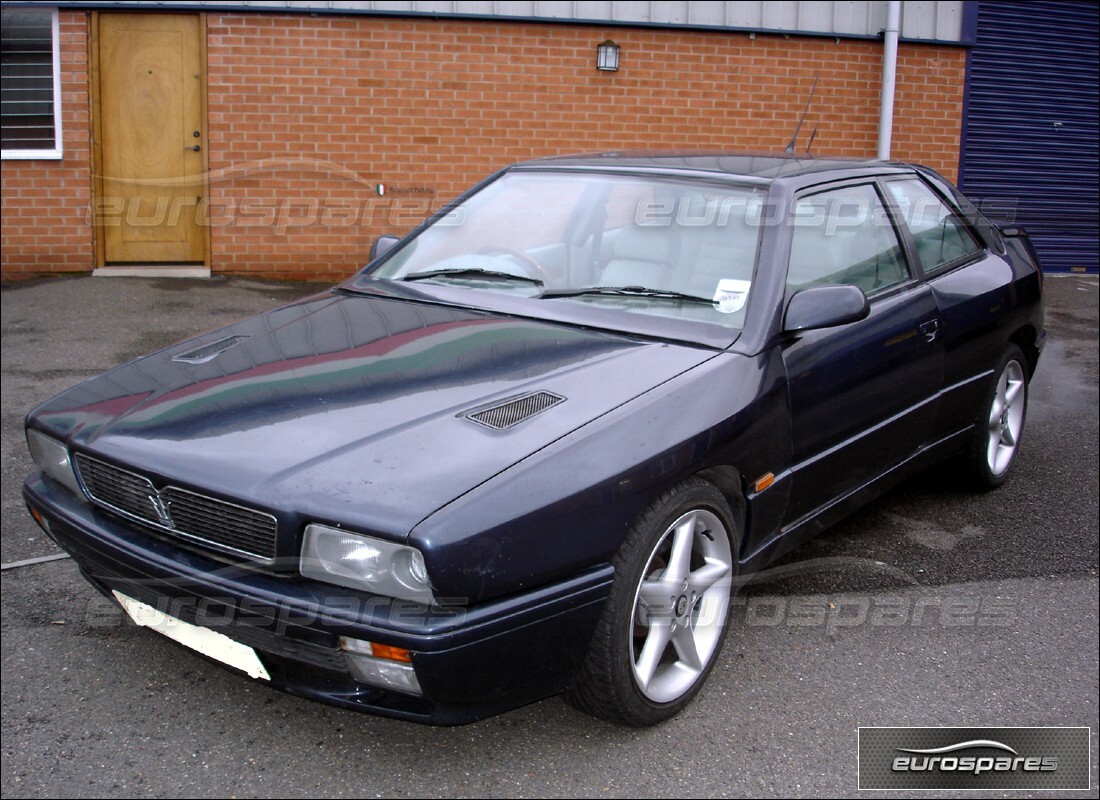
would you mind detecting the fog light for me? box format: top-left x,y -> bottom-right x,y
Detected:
340,637 -> 422,696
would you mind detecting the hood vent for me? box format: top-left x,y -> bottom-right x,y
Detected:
465,391 -> 565,430
172,335 -> 251,364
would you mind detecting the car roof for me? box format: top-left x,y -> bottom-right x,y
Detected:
516,152 -> 917,184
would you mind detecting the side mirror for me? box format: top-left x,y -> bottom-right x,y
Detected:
369,235 -> 401,262
783,285 -> 870,333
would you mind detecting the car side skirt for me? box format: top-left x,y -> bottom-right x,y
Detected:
741,425 -> 972,572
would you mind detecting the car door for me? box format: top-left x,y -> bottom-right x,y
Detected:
780,180 -> 943,525
882,175 -> 1009,441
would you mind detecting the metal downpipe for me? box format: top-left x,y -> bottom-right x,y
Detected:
878,0 -> 902,160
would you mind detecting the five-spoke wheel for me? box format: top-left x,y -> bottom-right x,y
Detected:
986,356 -> 1026,477
630,508 -> 733,703
957,344 -> 1030,489
566,478 -> 738,726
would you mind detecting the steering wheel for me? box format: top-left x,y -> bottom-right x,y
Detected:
478,247 -> 551,284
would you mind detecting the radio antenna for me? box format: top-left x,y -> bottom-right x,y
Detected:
784,74 -> 820,154
806,127 -> 819,154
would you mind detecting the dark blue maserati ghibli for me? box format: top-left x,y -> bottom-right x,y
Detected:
24,154 -> 1044,726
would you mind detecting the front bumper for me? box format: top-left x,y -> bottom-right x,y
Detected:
23,473 -> 612,725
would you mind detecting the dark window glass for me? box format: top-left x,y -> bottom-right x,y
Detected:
887,178 -> 982,273
787,183 -> 909,295
1,8 -> 57,153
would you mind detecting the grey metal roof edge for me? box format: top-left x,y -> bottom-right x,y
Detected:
0,2 -> 969,47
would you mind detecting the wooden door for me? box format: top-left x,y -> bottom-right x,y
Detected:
96,14 -> 207,264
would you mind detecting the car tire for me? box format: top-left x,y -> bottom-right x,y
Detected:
566,477 -> 738,726
956,344 -> 1029,490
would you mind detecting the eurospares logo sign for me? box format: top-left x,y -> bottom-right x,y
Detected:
858,727 -> 1090,790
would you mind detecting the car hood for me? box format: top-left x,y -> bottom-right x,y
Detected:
30,291 -> 717,539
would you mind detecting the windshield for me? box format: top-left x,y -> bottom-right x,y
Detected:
365,171 -> 765,331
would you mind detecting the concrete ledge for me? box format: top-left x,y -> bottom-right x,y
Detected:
93,266 -> 212,279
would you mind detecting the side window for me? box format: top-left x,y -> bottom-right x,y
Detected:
887,178 -> 982,274
787,183 -> 909,295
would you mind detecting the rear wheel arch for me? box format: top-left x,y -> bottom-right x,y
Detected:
1008,325 -> 1040,379
953,343 -> 1029,489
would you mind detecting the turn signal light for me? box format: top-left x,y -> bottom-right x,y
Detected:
339,636 -> 420,695
753,472 -> 776,493
370,643 -> 412,663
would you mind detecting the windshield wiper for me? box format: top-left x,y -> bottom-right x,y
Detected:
541,286 -> 716,304
402,268 -> 543,286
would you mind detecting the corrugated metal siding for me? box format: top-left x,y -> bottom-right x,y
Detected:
41,1 -> 965,41
902,0 -> 965,42
960,1 -> 1098,273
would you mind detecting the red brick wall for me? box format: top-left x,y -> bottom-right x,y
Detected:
1,11 -> 967,281
205,16 -> 967,281
894,46 -> 969,169
0,12 -> 93,278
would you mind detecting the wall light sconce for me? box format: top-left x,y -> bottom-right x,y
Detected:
596,40 -> 620,71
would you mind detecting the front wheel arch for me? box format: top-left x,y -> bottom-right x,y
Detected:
695,465 -> 746,529
565,476 -> 741,726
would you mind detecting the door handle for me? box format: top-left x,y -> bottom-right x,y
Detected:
186,145 -> 201,152
919,319 -> 940,343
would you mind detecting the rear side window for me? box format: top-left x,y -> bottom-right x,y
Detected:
886,179 -> 982,274
787,183 -> 909,296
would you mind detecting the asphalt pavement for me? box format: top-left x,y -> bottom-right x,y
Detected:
1,274 -> 1097,798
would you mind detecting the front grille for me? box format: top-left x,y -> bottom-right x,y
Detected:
465,391 -> 565,430
75,455 -> 161,520
74,454 -> 278,563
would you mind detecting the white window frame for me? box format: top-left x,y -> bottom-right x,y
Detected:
1,7 -> 63,160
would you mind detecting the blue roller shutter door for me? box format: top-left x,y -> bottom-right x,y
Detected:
960,1 -> 1098,273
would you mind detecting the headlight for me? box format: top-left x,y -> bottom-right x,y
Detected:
27,429 -> 83,497
300,524 -> 433,604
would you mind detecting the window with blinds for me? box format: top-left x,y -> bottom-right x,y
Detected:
1,7 -> 62,159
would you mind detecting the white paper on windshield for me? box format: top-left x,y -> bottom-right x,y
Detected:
712,279 -> 751,313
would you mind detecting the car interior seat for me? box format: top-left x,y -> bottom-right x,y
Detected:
599,224 -> 680,288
